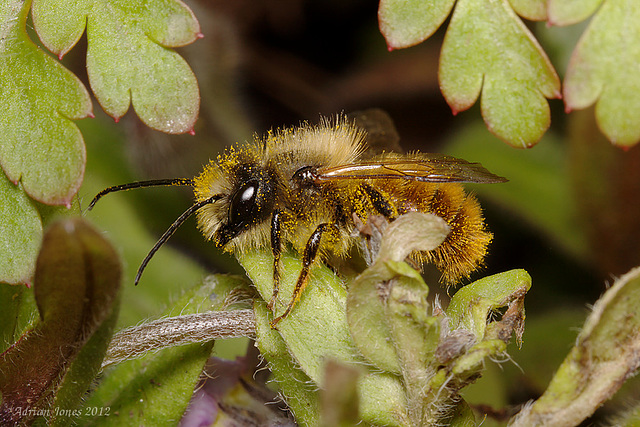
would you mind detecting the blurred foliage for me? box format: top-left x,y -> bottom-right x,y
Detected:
2,0 -> 640,426
0,218 -> 121,425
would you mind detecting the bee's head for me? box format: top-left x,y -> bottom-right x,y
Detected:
193,147 -> 275,249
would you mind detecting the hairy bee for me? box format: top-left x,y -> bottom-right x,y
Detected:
88,114 -> 506,326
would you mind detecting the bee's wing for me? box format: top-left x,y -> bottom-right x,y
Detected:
316,154 -> 507,184
347,109 -> 402,157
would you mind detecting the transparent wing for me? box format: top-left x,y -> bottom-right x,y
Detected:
315,153 -> 507,184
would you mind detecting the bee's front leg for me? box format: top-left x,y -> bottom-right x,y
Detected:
267,209 -> 282,311
270,222 -> 337,328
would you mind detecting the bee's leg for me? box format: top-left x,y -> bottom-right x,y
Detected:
267,209 -> 282,310
270,223 -> 335,327
362,183 -> 396,219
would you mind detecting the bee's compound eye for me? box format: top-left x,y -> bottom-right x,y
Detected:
228,179 -> 259,227
292,165 -> 318,189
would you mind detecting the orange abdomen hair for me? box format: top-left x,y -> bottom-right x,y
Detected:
374,181 -> 491,284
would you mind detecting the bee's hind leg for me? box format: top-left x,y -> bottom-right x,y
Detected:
270,222 -> 337,328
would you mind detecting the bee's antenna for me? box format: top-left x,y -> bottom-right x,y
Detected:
134,194 -> 222,286
87,178 -> 194,211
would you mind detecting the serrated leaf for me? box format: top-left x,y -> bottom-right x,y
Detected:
0,0 -> 91,205
32,0 -> 201,134
0,218 -> 121,425
439,0 -> 560,147
547,0 -> 602,26
563,0 -> 640,147
379,0 -> 456,49
0,173 -> 42,284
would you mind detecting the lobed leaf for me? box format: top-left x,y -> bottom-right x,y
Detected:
439,0 -> 561,147
31,0 -> 201,134
31,0 -> 89,58
508,0 -> 547,21
563,0 -> 640,147
0,0 -> 91,206
547,0 -> 603,26
379,0 -> 456,49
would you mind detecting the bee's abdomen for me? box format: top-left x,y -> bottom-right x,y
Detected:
384,182 -> 492,284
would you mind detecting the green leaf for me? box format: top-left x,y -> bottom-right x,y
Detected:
256,294 -> 407,427
607,403 -> 640,427
511,266 -> 640,426
86,342 -> 213,426
449,399 -> 476,427
242,251 -> 410,427
357,373 -> 409,427
447,269 -> 531,341
31,0 -> 201,134
547,0 -> 603,26
347,213 -> 449,373
563,0 -> 640,147
379,0 -> 456,49
439,0 -> 561,147
0,218 -> 121,425
242,251 -> 356,381
394,268 -> 529,425
0,282 -> 37,354
254,301 -> 321,426
0,0 -> 91,205
384,262 -> 443,424
0,173 -> 43,284
508,0 -> 547,21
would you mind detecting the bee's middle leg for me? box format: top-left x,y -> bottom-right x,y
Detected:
270,222 -> 337,327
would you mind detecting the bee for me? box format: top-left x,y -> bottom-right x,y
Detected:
88,113 -> 506,326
